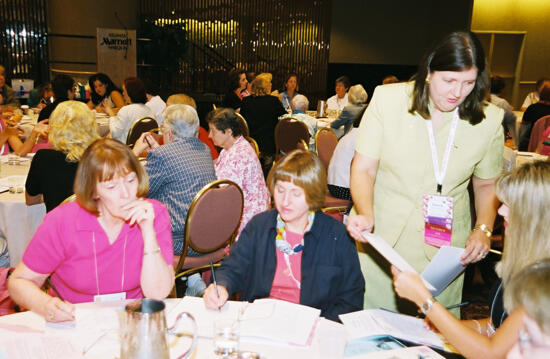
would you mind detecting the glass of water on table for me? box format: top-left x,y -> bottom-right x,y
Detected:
213,319 -> 240,358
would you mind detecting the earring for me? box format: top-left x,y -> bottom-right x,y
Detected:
425,74 -> 430,84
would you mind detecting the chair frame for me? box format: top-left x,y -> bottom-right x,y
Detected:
314,127 -> 337,153
235,112 -> 250,137
274,117 -> 310,158
174,179 -> 244,277
126,116 -> 158,148
245,136 -> 260,157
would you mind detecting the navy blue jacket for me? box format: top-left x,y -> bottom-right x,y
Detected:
216,209 -> 365,322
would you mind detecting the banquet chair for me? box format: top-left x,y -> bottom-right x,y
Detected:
245,136 -> 260,158
235,113 -> 250,137
274,117 -> 310,160
173,179 -> 244,294
315,128 -> 338,169
527,115 -> 550,152
125,116 -> 159,149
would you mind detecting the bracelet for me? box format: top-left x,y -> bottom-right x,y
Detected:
144,247 -> 161,256
472,224 -> 492,238
421,297 -> 436,315
472,319 -> 482,334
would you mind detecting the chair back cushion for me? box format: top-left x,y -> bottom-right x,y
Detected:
126,117 -> 158,148
274,118 -> 310,154
316,129 -> 338,168
186,180 -> 244,253
528,115 -> 550,152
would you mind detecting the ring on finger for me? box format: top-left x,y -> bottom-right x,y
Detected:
48,312 -> 54,321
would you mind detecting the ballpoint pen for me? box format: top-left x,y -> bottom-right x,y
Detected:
210,261 -> 221,311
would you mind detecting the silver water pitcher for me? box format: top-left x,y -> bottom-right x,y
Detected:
118,298 -> 197,359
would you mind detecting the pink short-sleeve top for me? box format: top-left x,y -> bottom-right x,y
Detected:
22,199 -> 173,303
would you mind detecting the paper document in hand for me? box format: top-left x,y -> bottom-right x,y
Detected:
360,232 -> 435,291
339,309 -> 444,349
421,246 -> 465,297
167,297 -> 320,347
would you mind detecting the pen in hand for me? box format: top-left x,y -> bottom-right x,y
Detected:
210,261 -> 221,311
144,135 -> 152,149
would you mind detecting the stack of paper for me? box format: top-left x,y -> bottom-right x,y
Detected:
167,297 -> 320,347
339,309 -> 444,349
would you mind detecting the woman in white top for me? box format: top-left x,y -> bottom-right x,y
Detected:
327,75 -> 350,111
106,77 -> 155,143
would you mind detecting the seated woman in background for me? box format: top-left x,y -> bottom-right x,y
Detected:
330,84 -> 368,136
327,111 -> 364,200
520,77 -> 550,111
518,82 -> 550,151
9,138 -> 174,322
222,69 -> 247,111
391,161 -> 550,359
25,101 -> 99,212
106,77 -> 155,143
240,74 -> 286,168
280,73 -> 299,112
504,259 -> 550,359
207,108 -> 270,236
203,150 -> 364,322
87,73 -> 125,114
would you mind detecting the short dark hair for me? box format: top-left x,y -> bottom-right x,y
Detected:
539,83 -> 550,102
228,69 -> 246,91
491,76 -> 506,95
52,74 -> 75,99
536,77 -> 550,92
88,73 -> 120,105
335,75 -> 350,89
410,31 -> 489,125
206,108 -> 244,138
123,77 -> 147,104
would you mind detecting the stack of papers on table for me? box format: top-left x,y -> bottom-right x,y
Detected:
339,309 -> 444,349
167,296 -> 320,347
346,345 -> 445,359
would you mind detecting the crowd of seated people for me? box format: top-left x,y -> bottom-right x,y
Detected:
2,40 -> 550,359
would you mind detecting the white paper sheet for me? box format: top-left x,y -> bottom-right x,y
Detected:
339,309 -> 444,349
421,246 -> 465,297
0,334 -> 83,359
168,297 -> 320,347
346,345 -> 444,359
360,232 -> 436,291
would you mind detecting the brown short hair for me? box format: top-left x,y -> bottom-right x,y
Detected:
74,138 -> 149,214
267,150 -> 327,211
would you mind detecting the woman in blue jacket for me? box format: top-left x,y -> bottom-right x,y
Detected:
203,150 -> 364,322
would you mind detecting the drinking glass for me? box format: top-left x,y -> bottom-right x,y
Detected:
213,319 -> 239,358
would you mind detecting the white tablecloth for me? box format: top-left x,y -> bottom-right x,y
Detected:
0,299 -> 347,359
0,156 -> 46,266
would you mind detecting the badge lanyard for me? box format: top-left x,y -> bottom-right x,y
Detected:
426,108 -> 459,194
92,232 -> 127,296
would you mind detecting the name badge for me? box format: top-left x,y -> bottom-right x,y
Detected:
94,292 -> 127,302
423,194 -> 453,247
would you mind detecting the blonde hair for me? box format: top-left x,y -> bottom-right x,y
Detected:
495,161 -> 550,287
267,150 -> 327,211
166,93 -> 197,109
503,259 -> 550,334
48,101 -> 100,162
74,138 -> 149,214
251,73 -> 272,96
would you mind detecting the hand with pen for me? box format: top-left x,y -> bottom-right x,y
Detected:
43,295 -> 75,323
203,283 -> 229,310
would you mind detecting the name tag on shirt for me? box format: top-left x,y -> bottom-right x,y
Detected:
423,194 -> 453,247
94,292 -> 126,302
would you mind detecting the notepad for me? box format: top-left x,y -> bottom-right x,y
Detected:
167,297 -> 321,347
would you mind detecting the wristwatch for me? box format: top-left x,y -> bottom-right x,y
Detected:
421,297 -> 436,315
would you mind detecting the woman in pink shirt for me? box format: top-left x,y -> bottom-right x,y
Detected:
8,138 -> 174,322
207,108 -> 270,236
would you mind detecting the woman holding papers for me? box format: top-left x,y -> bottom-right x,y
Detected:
203,150 -> 364,321
391,161 -> 550,359
346,31 -> 503,314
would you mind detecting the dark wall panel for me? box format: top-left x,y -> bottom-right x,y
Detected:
140,0 -> 332,103
0,0 -> 49,84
